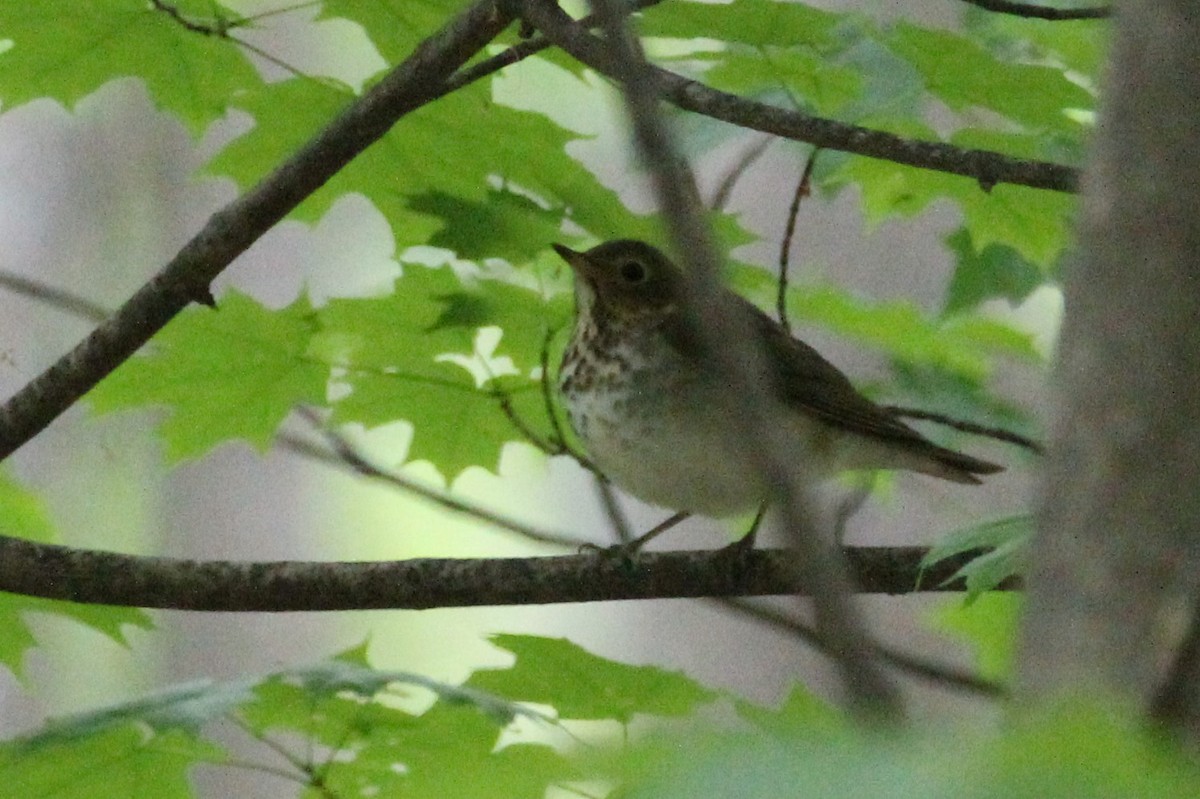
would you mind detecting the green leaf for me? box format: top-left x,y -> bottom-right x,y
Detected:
0,467 -> 55,544
929,592 -> 1021,683
408,188 -> 569,262
701,48 -> 863,116
318,263 -> 570,478
468,634 -> 719,723
943,227 -> 1047,314
239,654 -> 571,799
828,147 -> 1076,268
966,8 -> 1111,84
735,683 -> 845,737
0,0 -> 262,135
321,0 -> 472,66
921,515 -> 1032,600
639,0 -> 841,50
87,290 -> 327,461
887,21 -> 1093,134
733,268 -> 1036,381
0,470 -> 154,680
0,724 -> 222,799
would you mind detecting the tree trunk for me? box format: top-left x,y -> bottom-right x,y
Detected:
1017,0 -> 1200,734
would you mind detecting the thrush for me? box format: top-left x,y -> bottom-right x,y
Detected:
553,239 -> 1002,519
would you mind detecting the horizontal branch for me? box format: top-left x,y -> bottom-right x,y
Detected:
0,0 -> 512,462
521,0 -> 1079,193
0,534 -> 1015,611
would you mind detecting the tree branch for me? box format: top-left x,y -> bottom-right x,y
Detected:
522,1 -> 1078,193
0,0 -> 514,462
958,0 -> 1111,20
0,535 -> 1014,611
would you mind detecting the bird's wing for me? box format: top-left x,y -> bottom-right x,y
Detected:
661,294 -> 928,445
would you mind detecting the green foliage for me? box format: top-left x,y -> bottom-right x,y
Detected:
468,634 -> 719,723
88,290 -> 327,461
0,639 -> 716,797
0,470 -> 153,680
0,0 -> 262,134
931,592 -> 1022,683
618,697 -> 1200,799
921,515 -> 1032,601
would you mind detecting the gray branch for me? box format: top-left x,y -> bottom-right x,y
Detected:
519,0 -> 1078,193
0,534 -> 1010,611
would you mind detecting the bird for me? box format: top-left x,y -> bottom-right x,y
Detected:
553,239 -> 1002,521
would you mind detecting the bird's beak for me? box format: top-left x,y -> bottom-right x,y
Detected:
551,243 -> 599,281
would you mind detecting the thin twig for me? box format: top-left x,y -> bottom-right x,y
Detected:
292,407 -> 583,548
718,597 -> 1007,698
0,272 -> 111,323
594,475 -> 636,544
882,405 -> 1044,454
710,135 -> 773,212
957,0 -> 1110,20
776,149 -> 819,332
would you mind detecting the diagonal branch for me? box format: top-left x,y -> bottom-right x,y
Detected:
958,0 -> 1111,20
0,0 -> 514,462
0,534 -> 1014,611
521,2 -> 1078,193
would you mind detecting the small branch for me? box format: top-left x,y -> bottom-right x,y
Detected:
957,0 -> 1111,20
522,5 -> 1078,194
719,598 -> 1008,698
0,0 -> 514,462
776,150 -> 819,332
290,409 -> 583,548
0,272 -> 111,323
882,406 -> 1044,454
709,135 -> 773,212
0,535 -> 1015,611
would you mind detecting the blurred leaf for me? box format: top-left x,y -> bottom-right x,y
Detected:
930,592 -> 1022,683
618,696 -> 1200,799
0,467 -> 55,544
0,724 -> 222,799
828,147 -> 1076,269
966,8 -> 1111,83
944,227 -> 1047,314
887,21 -> 1093,134
921,515 -> 1032,600
0,0 -> 262,135
88,290 -> 327,461
735,683 -> 845,737
639,0 -> 841,49
468,634 -> 720,723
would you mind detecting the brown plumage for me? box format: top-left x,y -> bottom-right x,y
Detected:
555,239 -> 1001,516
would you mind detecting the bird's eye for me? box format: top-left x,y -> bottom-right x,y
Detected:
619,260 -> 647,283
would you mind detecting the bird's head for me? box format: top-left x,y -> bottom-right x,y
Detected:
552,240 -> 684,322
